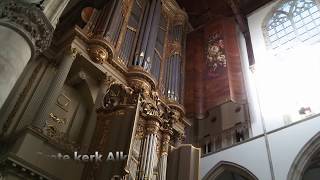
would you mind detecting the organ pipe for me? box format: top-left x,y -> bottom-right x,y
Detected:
164,54 -> 182,102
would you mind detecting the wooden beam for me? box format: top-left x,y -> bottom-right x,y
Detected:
224,0 -> 255,65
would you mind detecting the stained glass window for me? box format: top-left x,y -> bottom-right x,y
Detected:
265,0 -> 320,50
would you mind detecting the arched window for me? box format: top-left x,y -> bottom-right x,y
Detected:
264,0 -> 320,50
256,0 -> 320,131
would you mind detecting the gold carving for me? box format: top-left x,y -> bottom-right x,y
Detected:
45,124 -> 57,137
102,83 -> 134,110
176,132 -> 186,143
145,121 -> 160,135
128,78 -> 151,96
49,113 -> 66,124
71,47 -> 78,59
174,14 -> 186,26
44,113 -> 67,138
168,109 -> 181,123
161,134 -> 171,155
88,45 -> 108,64
101,74 -> 116,87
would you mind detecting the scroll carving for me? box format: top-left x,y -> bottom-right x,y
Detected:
102,83 -> 134,111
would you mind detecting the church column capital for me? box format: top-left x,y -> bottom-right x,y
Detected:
0,0 -> 53,54
160,129 -> 172,155
145,120 -> 160,135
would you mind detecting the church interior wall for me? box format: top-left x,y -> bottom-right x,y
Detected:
200,1 -> 320,179
236,23 -> 264,137
200,135 -> 272,180
201,114 -> 320,180
1,0 -> 319,179
268,115 -> 320,180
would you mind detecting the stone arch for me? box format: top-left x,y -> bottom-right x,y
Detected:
203,161 -> 258,180
287,131 -> 320,180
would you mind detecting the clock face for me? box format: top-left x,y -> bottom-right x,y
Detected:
206,33 -> 227,74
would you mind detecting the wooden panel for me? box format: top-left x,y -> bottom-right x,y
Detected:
185,29 -> 205,116
223,18 -> 247,104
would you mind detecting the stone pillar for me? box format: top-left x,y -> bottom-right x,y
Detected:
0,0 -> 53,109
167,145 -> 200,180
32,47 -> 78,131
158,129 -> 172,180
42,0 -> 72,28
139,120 -> 160,180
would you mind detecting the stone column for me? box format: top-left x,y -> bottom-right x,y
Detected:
158,129 -> 172,180
0,0 -> 53,109
139,120 -> 160,180
42,0 -> 72,28
32,47 -> 78,131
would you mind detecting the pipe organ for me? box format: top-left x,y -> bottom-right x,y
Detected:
0,0 -> 199,179
79,0 -> 196,179
85,0 -> 186,100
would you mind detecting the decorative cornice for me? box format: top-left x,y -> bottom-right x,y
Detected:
127,66 -> 157,89
0,0 -> 54,54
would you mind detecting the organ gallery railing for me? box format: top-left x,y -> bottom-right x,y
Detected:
202,122 -> 250,154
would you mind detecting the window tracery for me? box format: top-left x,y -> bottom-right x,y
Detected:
265,0 -> 320,50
